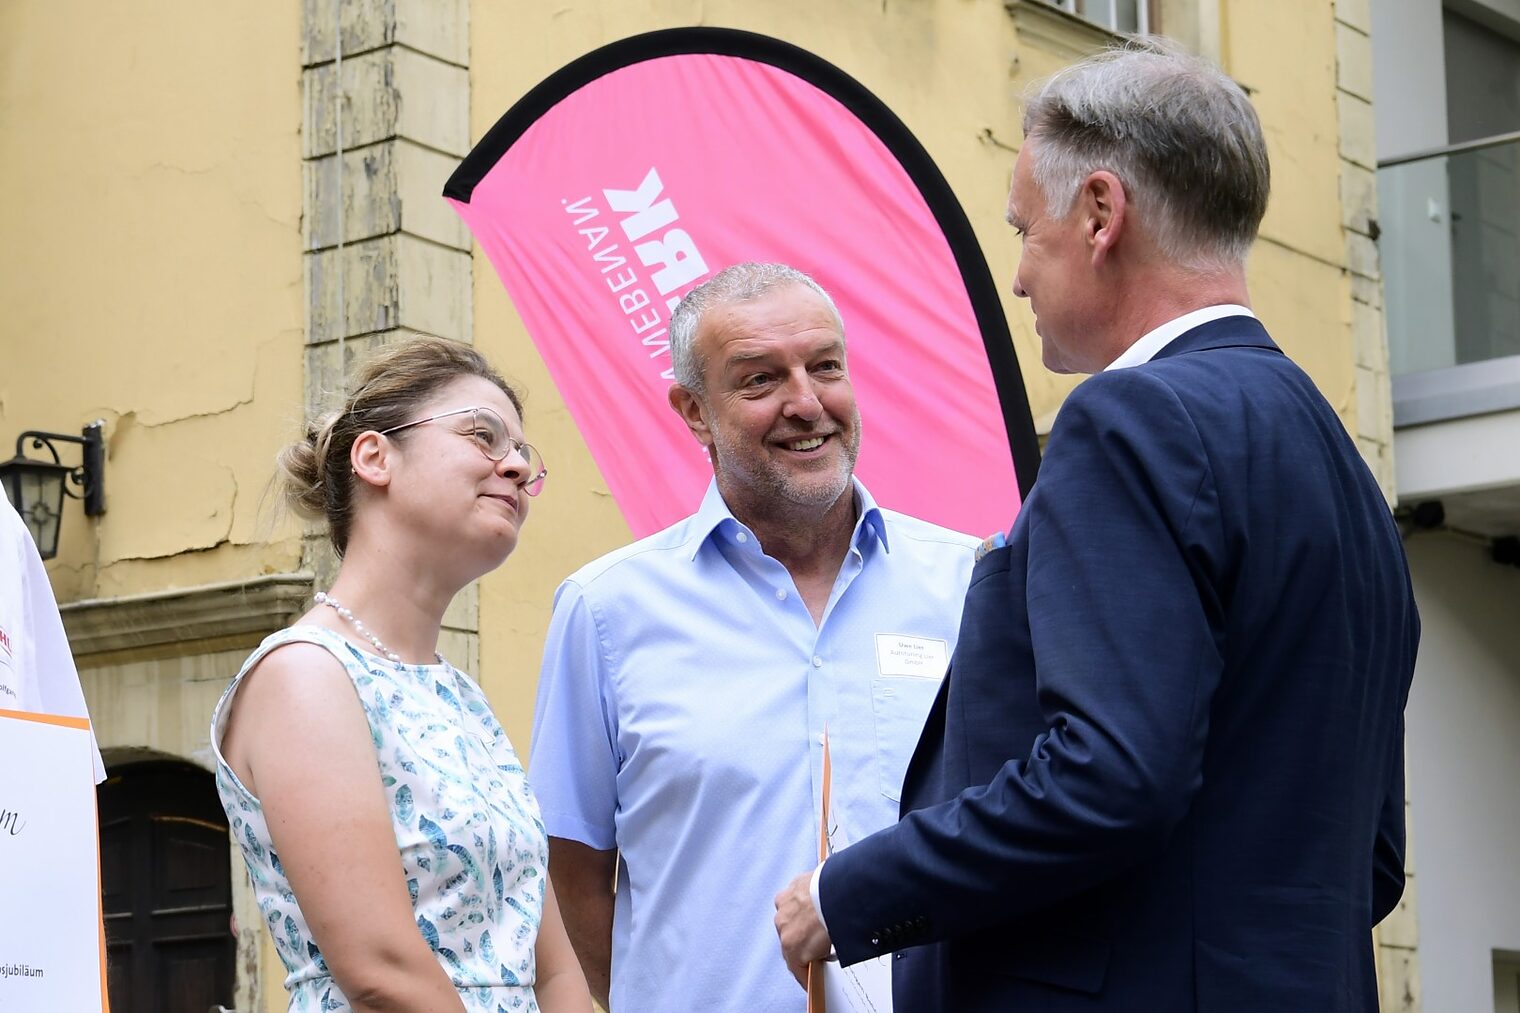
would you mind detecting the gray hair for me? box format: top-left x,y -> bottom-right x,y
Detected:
1021,37 -> 1270,269
668,263 -> 844,393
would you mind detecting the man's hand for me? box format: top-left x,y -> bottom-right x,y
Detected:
774,871 -> 833,988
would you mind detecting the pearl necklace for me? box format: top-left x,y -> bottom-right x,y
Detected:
313,591 -> 402,663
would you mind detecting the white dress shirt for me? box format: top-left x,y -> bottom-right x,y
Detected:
1104,304 -> 1256,371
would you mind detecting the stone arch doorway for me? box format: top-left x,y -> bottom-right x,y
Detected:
100,759 -> 236,1012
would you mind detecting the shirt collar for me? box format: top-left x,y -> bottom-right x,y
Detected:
1104,304 -> 1256,371
687,477 -> 888,560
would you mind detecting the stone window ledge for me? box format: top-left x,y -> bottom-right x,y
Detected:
60,574 -> 314,661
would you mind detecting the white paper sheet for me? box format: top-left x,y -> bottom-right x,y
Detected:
823,953 -> 894,1013
818,754 -> 894,1013
0,709 -> 107,1012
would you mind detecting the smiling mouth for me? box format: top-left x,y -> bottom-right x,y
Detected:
781,435 -> 828,452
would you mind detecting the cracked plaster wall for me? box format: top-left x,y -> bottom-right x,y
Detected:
0,1 -> 307,602
468,0 -> 1374,751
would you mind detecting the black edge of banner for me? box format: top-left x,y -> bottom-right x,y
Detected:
445,27 -> 1042,495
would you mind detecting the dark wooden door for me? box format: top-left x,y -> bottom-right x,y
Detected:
100,762 -> 236,1013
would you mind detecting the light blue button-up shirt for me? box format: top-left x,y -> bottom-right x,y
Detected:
530,479 -> 977,1013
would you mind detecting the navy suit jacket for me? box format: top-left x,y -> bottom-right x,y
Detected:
819,318 -> 1419,1012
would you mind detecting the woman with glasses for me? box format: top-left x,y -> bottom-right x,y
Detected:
210,336 -> 589,1013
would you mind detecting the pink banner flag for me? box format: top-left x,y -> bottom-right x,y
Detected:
447,29 -> 1039,538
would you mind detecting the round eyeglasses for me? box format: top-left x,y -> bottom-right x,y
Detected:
378,406 -> 547,496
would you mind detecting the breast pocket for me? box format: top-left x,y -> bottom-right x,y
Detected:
872,673 -> 942,802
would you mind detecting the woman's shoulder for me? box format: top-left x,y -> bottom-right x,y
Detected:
235,625 -> 361,693
214,626 -> 377,801
214,626 -> 372,749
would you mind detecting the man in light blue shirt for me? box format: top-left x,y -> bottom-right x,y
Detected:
530,263 -> 977,1011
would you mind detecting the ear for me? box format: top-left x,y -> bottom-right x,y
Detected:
668,385 -> 715,448
350,430 -> 393,489
1079,170 -> 1127,267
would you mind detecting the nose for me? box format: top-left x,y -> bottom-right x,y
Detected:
780,372 -> 823,422
1011,264 -> 1029,300
497,446 -> 528,484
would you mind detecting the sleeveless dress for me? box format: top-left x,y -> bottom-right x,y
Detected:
210,625 -> 548,1012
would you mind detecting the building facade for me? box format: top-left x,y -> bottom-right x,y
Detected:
0,1 -> 1418,1009
1371,1 -> 1520,1010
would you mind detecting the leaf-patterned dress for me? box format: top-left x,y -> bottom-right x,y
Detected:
211,625 -> 548,1012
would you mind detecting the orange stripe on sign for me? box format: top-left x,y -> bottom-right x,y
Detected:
97,786 -> 110,1013
0,707 -> 92,731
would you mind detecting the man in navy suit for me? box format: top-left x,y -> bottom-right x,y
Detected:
775,39 -> 1418,1011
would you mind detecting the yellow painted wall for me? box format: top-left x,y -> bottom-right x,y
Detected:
0,2 -> 1373,1006
469,0 -> 1366,750
0,1 -> 306,604
0,1 -> 1370,744
0,7 -> 305,1007
0,0 -> 1367,744
1224,0 -> 1360,420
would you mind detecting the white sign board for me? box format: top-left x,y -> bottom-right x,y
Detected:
0,709 -> 107,1012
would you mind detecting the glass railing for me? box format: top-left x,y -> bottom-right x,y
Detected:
1378,131 -> 1520,378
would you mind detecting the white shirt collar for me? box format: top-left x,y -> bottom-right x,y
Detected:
1104,304 -> 1256,371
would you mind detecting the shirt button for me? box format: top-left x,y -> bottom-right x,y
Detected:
812,656 -> 823,668
775,588 -> 787,601
736,531 -> 748,544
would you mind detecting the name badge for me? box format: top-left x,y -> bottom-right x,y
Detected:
875,633 -> 948,679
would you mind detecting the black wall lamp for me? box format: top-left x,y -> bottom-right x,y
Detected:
0,421 -> 106,560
